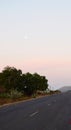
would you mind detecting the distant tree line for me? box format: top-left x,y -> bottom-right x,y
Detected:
0,66 -> 48,95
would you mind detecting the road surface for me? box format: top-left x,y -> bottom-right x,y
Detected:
0,92 -> 71,130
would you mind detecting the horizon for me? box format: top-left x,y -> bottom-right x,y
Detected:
0,0 -> 71,89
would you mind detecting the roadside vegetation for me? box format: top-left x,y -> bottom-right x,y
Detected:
0,66 -> 61,105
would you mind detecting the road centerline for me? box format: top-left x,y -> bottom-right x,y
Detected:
30,111 -> 39,117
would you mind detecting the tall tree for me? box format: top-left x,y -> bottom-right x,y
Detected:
1,66 -> 22,91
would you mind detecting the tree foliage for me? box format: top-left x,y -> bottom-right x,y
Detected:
0,66 -> 48,95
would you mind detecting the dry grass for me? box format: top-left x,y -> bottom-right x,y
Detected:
0,96 -> 31,106
0,91 -> 61,106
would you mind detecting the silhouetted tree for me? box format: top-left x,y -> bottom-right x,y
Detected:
0,66 -> 48,95
0,66 -> 22,91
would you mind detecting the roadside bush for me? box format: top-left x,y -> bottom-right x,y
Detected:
0,93 -> 9,98
8,89 -> 23,99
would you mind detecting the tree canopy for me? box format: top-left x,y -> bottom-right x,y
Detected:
0,66 -> 48,95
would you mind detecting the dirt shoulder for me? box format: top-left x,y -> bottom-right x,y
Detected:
0,92 -> 61,107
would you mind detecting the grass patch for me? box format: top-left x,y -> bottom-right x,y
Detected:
0,90 -> 61,106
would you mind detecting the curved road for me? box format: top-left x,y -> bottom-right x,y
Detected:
0,92 -> 71,130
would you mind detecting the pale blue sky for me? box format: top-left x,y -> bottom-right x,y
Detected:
0,0 -> 71,89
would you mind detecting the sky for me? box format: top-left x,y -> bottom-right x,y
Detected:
0,0 -> 71,89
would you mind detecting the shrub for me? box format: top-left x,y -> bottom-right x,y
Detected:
0,93 -> 9,98
8,89 -> 23,99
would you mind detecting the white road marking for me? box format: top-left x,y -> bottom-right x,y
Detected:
30,111 -> 39,117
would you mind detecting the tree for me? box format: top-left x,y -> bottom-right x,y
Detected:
19,73 -> 48,95
33,73 -> 48,91
23,73 -> 36,95
0,66 -> 48,95
0,66 -> 22,91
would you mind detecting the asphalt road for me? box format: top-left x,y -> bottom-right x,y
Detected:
0,92 -> 71,130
